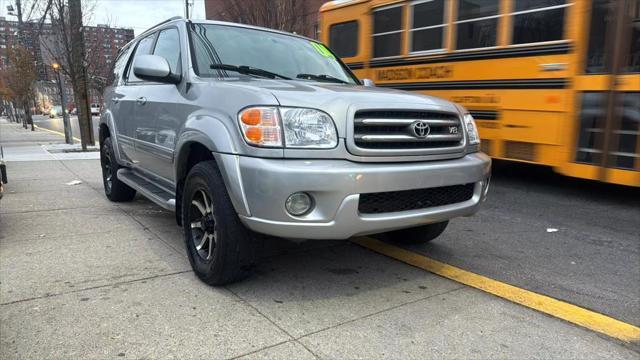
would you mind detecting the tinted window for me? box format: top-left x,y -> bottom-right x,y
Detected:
611,93 -> 639,169
457,18 -> 498,49
413,0 -> 445,28
457,0 -> 499,21
329,21 -> 359,58
625,0 -> 640,73
515,0 -> 565,11
411,0 -> 446,52
127,34 -> 156,82
373,6 -> 403,58
456,0 -> 498,49
374,6 -> 403,33
412,27 -> 444,52
586,0 -> 610,73
153,28 -> 181,73
575,92 -> 606,165
512,7 -> 565,44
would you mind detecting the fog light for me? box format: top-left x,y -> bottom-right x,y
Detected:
285,192 -> 313,216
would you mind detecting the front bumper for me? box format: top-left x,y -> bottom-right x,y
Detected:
217,152 -> 491,239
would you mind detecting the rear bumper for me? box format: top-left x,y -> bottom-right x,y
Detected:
217,152 -> 491,240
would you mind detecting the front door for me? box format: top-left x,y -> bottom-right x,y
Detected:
574,0 -> 640,186
133,27 -> 184,183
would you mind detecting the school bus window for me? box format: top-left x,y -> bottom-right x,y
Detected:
612,93 -> 640,170
586,0 -> 609,74
410,0 -> 447,53
330,21 -> 359,58
575,92 -> 606,166
512,1 -> 568,45
625,0 -> 640,73
456,0 -> 499,50
372,5 -> 404,58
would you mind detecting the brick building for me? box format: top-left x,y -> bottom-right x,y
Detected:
204,0 -> 327,38
1,17 -> 134,110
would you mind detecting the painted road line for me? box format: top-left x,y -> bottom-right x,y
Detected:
34,125 -> 81,142
353,236 -> 640,343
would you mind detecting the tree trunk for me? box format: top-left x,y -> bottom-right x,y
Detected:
68,0 -> 93,150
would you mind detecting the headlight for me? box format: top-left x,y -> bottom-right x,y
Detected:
463,113 -> 480,145
281,107 -> 337,148
238,107 -> 337,149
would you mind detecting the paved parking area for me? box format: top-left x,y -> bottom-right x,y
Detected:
1,121 -> 639,359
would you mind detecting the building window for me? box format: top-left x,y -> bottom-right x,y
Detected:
410,0 -> 447,53
455,0 -> 499,50
512,0 -> 567,45
372,5 -> 403,58
329,21 -> 359,58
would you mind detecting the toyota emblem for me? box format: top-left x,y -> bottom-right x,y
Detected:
411,121 -> 430,138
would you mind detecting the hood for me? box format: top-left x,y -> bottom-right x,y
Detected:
219,78 -> 460,137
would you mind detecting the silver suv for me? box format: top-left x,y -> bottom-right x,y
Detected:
99,17 -> 491,285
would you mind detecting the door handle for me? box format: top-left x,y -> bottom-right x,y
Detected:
136,97 -> 147,105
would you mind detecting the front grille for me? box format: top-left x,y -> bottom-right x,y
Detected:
353,110 -> 463,152
358,183 -> 475,214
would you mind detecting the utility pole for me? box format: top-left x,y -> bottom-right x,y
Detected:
68,0 -> 94,150
52,63 -> 73,144
185,0 -> 190,19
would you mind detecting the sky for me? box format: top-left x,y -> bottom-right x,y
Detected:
0,0 -> 207,35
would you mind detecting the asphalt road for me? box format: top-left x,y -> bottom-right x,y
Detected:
32,114 -> 100,143
404,160 -> 640,326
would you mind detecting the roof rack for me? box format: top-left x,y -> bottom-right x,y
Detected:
140,16 -> 183,36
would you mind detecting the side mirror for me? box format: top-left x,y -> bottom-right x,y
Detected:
362,78 -> 375,87
133,54 -> 180,84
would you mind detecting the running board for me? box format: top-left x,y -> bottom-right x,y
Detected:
117,169 -> 176,211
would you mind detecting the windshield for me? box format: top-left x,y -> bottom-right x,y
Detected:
189,23 -> 358,84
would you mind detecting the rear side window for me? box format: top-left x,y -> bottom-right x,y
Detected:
126,34 -> 156,83
153,28 -> 181,74
329,21 -> 359,58
372,6 -> 403,58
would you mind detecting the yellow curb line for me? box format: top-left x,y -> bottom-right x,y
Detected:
353,236 -> 640,343
34,125 -> 82,142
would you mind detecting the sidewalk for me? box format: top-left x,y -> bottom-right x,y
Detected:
0,116 -> 638,359
0,117 -> 99,161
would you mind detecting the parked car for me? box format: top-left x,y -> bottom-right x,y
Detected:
99,17 -> 491,285
90,103 -> 101,116
49,105 -> 64,118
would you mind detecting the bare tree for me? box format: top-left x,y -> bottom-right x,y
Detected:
39,0 -> 98,149
3,46 -> 37,130
215,0 -> 315,35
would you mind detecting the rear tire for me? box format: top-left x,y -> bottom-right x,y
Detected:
100,137 -> 136,202
379,221 -> 449,245
182,161 -> 255,285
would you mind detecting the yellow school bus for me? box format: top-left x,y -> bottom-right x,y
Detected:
319,0 -> 640,186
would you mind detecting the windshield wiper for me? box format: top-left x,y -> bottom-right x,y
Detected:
210,64 -> 291,80
296,73 -> 348,84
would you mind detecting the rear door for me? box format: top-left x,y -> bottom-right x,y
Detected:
574,0 -> 640,186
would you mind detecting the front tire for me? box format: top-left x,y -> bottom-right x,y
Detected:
379,221 -> 449,245
182,161 -> 255,285
100,137 -> 136,202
